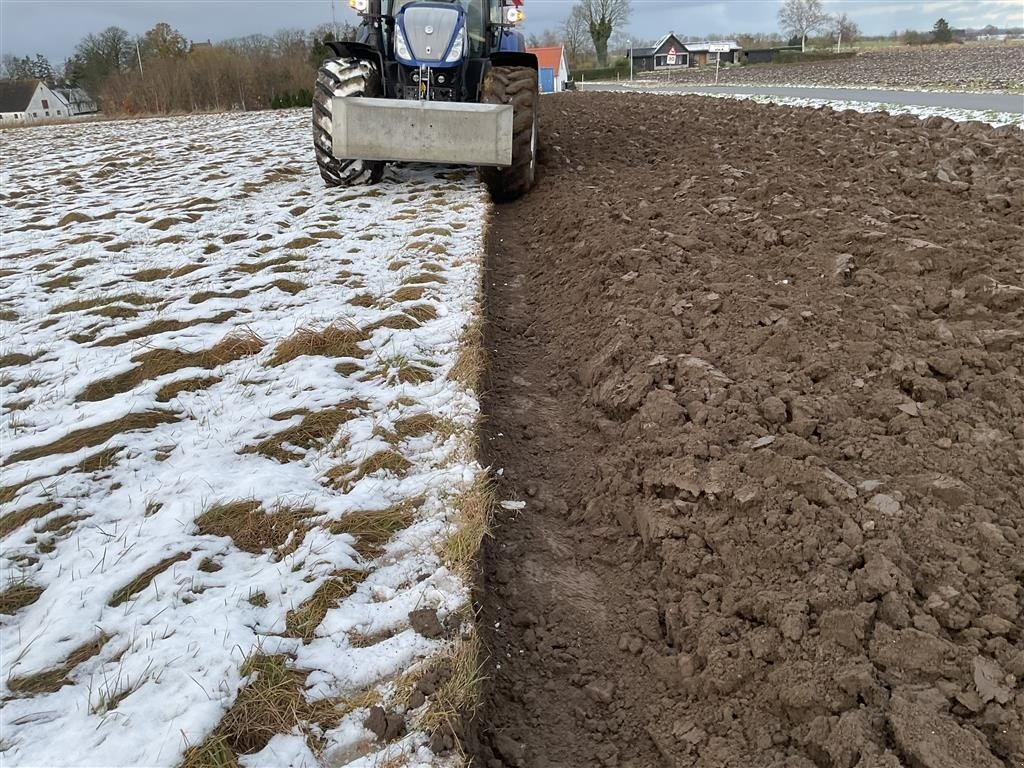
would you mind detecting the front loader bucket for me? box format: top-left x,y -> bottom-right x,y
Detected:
331,98 -> 514,167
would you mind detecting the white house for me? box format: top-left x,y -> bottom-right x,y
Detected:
0,80 -> 71,122
54,87 -> 99,116
527,46 -> 571,93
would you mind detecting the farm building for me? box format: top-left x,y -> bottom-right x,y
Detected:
630,33 -> 688,72
630,36 -> 743,71
741,45 -> 801,64
0,79 -> 70,122
684,40 -> 743,66
54,86 -> 99,116
527,46 -> 571,92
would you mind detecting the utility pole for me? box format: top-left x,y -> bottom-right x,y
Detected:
331,0 -> 338,38
629,40 -> 633,80
136,41 -> 144,76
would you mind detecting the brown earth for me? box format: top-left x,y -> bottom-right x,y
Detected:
648,44 -> 1024,90
471,93 -> 1024,768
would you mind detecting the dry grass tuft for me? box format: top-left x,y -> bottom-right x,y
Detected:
405,304 -> 438,323
269,279 -> 306,295
181,654 -> 344,766
234,254 -> 304,275
93,312 -> 235,347
58,212 -> 92,226
77,446 -> 121,473
189,288 -> 249,305
285,571 -> 365,641
87,305 -> 139,320
284,236 -> 318,250
410,226 -> 451,237
392,286 -> 425,302
327,500 -> 419,560
40,273 -> 82,291
108,552 -> 190,607
334,362 -> 361,377
6,633 -> 109,696
194,501 -> 317,554
149,217 -> 181,231
393,413 -> 438,440
420,632 -> 485,742
247,592 -> 268,608
172,264 -> 203,278
267,323 -> 368,367
407,241 -> 447,255
0,308 -> 18,321
79,329 -> 263,402
347,293 -> 377,308
442,477 -> 493,580
0,580 -> 45,614
373,355 -> 433,385
328,450 -> 412,493
246,399 -> 365,462
448,318 -> 485,392
0,352 -> 40,368
156,375 -> 221,402
4,409 -> 180,466
365,314 -> 420,332
35,513 -> 85,534
0,501 -> 60,538
402,272 -> 448,286
130,267 -> 174,282
52,293 -> 158,314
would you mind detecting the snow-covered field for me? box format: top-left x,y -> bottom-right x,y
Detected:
1,110 -> 488,767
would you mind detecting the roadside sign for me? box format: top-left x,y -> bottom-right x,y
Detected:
709,43 -> 731,53
667,46 -> 677,65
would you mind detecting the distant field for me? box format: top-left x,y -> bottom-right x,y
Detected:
647,43 -> 1024,90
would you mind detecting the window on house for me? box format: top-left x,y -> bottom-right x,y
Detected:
57,110 -> 63,115
33,112 -> 38,117
45,111 -> 50,116
42,99 -> 49,108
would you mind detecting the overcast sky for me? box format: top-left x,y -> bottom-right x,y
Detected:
2,0 -> 1022,63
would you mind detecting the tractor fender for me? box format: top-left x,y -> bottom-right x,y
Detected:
326,40 -> 385,74
489,51 -> 538,70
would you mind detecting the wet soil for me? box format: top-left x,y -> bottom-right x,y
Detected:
472,93 -> 1024,768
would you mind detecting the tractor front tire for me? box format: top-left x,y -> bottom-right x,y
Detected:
479,66 -> 538,201
313,58 -> 386,188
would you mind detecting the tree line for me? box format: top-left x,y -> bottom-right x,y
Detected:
2,21 -> 358,115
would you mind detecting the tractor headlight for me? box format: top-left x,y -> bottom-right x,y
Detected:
348,0 -> 368,12
394,25 -> 413,61
505,6 -> 523,23
444,27 -> 466,62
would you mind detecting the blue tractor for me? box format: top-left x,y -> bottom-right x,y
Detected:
313,0 -> 539,200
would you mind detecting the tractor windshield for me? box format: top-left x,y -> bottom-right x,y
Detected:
387,0 -> 492,57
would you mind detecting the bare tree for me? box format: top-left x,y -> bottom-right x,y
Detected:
833,13 -> 860,51
527,29 -> 561,48
562,6 -> 592,67
577,0 -> 631,67
778,0 -> 827,52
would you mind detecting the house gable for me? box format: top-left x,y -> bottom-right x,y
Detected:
653,34 -> 686,57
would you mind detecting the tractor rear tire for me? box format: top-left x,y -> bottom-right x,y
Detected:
313,58 -> 386,188
479,66 -> 538,201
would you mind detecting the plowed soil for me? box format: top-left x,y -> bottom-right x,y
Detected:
472,93 -> 1024,768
